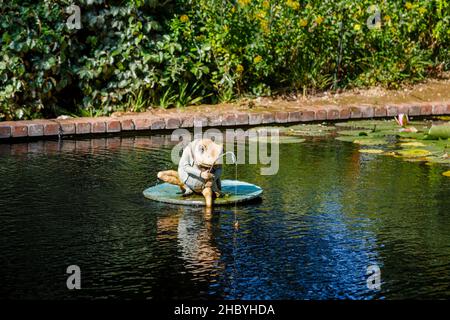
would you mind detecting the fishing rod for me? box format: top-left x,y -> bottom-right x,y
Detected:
207,151 -> 236,173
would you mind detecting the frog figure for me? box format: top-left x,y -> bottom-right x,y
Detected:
157,138 -> 223,208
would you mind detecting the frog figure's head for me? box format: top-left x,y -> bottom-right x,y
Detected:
191,138 -> 223,169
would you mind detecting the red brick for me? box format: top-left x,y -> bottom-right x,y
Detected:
0,125 -> 11,138
420,104 -> 432,115
151,118 -> 166,130
221,113 -> 236,126
315,109 -> 327,121
44,122 -> 60,136
350,106 -> 362,118
133,117 -> 151,130
396,105 -> 410,115
91,120 -> 106,133
180,115 -> 194,128
275,111 -> 288,123
301,110 -> 315,122
432,103 -> 447,115
262,112 -> 275,124
359,105 -> 375,118
207,113 -> 222,127
165,117 -> 181,129
75,121 -> 91,134
408,105 -> 421,116
235,113 -> 249,125
120,118 -> 135,131
106,120 -> 121,133
288,110 -> 301,122
56,120 -> 76,135
11,123 -> 28,137
193,115 -> 208,127
339,108 -> 350,120
27,123 -> 44,136
386,105 -> 398,116
327,109 -> 339,120
249,113 -> 263,125
374,107 -> 387,117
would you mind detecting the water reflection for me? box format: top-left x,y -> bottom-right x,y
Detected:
157,207 -> 223,284
1,133 -> 450,299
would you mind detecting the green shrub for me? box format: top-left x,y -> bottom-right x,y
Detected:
0,0 -> 448,120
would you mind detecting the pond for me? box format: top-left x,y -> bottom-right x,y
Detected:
1,126 -> 450,300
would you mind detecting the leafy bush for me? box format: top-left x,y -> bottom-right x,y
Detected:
0,0 -> 448,120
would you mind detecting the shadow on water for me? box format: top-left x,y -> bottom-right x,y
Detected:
0,133 -> 450,299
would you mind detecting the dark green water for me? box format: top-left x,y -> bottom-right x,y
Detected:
1,134 -> 450,299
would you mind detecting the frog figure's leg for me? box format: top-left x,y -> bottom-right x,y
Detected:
157,170 -> 185,192
202,180 -> 214,208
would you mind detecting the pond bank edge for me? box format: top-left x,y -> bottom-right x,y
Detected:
1,101 -> 449,141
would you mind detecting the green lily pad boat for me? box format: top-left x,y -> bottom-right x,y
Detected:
143,180 -> 263,206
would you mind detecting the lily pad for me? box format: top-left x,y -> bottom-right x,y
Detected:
338,119 -> 426,130
353,138 -> 389,146
143,180 -> 263,206
337,130 -> 373,136
286,124 -> 336,137
335,136 -> 359,143
425,156 -> 450,165
400,142 -> 426,147
248,136 -> 306,144
428,124 -> 450,139
334,120 -> 450,167
397,149 -> 432,158
335,120 -> 398,130
358,149 -> 384,154
398,131 -> 428,139
254,126 -> 291,134
435,116 -> 450,121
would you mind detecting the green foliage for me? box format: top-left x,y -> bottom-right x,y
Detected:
0,0 -> 449,120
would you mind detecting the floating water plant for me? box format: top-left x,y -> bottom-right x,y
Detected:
397,149 -> 432,158
248,136 -> 306,144
428,124 -> 450,139
358,149 -> 384,154
353,139 -> 389,146
285,124 -> 336,137
334,119 -> 450,166
400,142 -> 426,147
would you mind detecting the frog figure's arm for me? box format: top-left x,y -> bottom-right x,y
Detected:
178,142 -> 202,181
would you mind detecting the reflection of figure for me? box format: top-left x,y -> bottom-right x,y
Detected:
157,139 -> 223,208
157,208 -> 221,279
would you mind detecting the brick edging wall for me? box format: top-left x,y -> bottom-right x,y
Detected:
1,102 -> 449,140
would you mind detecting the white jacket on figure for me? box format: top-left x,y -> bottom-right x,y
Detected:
177,139 -> 222,193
